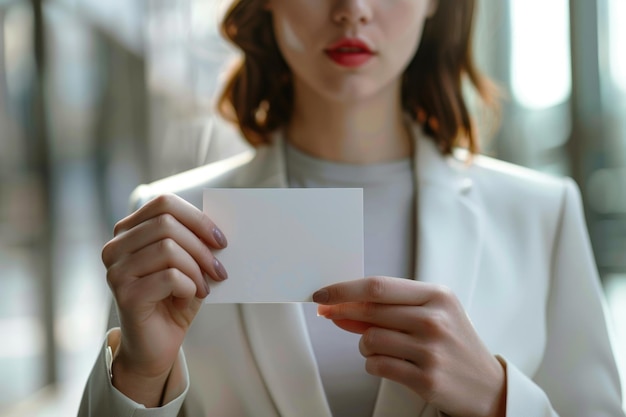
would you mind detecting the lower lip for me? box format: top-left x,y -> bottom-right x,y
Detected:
325,51 -> 373,68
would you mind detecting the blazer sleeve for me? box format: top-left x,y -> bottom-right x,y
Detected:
501,178 -> 624,416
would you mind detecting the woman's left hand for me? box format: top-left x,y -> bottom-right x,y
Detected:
313,276 -> 506,417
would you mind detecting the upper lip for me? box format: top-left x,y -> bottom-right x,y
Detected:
325,37 -> 375,54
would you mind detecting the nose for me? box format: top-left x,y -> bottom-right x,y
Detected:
331,0 -> 373,27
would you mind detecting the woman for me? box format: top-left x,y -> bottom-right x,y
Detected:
79,0 -> 624,416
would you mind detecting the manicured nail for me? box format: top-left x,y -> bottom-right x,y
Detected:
213,258 -> 228,281
312,289 -> 329,303
203,280 -> 211,296
212,226 -> 227,248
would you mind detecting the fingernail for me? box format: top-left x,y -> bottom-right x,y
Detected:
204,280 -> 211,296
213,258 -> 228,281
317,305 -> 330,318
212,226 -> 228,248
312,289 -> 329,304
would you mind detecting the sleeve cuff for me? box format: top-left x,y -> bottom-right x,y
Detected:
104,328 -> 190,416
498,355 -> 556,417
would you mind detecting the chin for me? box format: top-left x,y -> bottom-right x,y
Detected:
316,79 -> 384,104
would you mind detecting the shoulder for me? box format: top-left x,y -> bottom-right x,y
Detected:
458,150 -> 572,201
456,150 -> 581,230
127,128 -> 287,211
129,150 -> 257,210
416,125 -> 572,210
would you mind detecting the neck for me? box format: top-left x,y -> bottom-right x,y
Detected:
285,79 -> 412,164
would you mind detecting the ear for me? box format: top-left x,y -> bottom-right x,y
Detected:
426,0 -> 439,18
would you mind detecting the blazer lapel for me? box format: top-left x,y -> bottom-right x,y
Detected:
373,125 -> 484,417
417,181 -> 484,309
232,136 -> 289,188
414,130 -> 484,312
241,304 -> 332,417
239,136 -> 332,417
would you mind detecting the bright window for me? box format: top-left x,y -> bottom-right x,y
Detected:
609,0 -> 626,91
510,0 -> 572,109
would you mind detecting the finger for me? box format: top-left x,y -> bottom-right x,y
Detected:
365,355 -> 426,392
331,319 -> 373,334
103,213 -> 227,282
319,302 -> 418,333
108,238 -> 208,298
119,268 -> 199,309
113,194 -> 227,249
313,276 -> 441,306
359,327 -> 425,363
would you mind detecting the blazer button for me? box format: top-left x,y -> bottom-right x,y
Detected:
459,178 -> 473,194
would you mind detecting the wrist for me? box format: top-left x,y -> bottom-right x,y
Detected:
111,344 -> 173,408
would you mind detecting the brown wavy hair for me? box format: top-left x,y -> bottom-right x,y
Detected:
217,0 -> 499,155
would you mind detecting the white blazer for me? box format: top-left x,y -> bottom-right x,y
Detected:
79,124 -> 624,417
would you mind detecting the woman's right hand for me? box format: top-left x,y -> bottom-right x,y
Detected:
101,193 -> 228,406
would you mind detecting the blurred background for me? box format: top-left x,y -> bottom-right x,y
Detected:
0,0 -> 624,415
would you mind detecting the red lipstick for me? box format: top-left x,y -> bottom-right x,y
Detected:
325,38 -> 374,68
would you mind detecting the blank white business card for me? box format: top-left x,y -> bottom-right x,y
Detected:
202,188 -> 364,303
